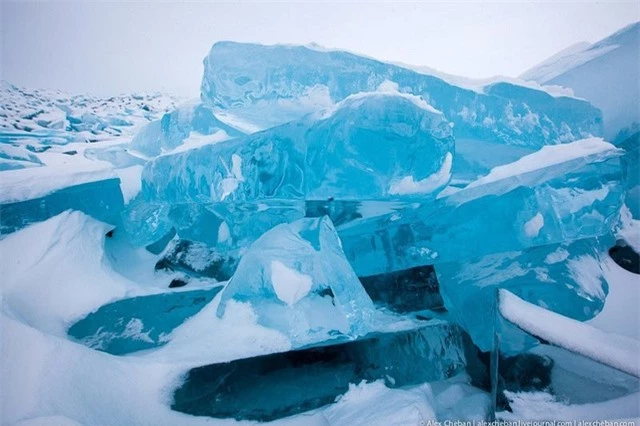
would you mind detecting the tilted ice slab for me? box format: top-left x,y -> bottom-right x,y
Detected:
125,92 -> 454,246
437,236 -> 612,354
68,287 -> 222,355
202,41 -> 602,148
0,162 -> 125,234
216,216 -> 376,345
340,138 -> 624,277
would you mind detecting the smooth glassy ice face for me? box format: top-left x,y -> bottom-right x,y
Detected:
202,42 -> 602,147
124,92 -> 454,246
216,216 -> 376,345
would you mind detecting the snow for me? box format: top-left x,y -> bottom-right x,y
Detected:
159,129 -> 231,156
617,205 -> 640,252
466,138 -> 621,189
545,247 -> 570,264
524,212 -> 544,237
271,260 -> 314,306
138,297 -> 293,365
499,289 -> 640,378
323,380 -> 437,425
114,165 -> 143,204
589,259 -> 640,341
566,254 -> 607,299
213,110 -> 265,134
519,22 -> 639,139
336,87 -> 442,116
1,29 -> 638,424
502,390 -> 640,421
218,153 -> 246,201
0,212 -> 136,335
13,416 -> 84,426
389,153 -> 452,195
0,210 -> 490,425
0,81 -> 179,141
0,157 -> 116,203
218,221 -> 231,243
520,42 -> 618,84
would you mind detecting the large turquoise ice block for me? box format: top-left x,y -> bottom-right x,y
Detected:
202,42 -> 602,147
216,216 -> 376,345
124,92 -> 454,246
436,237 -> 612,354
339,138 -> 624,277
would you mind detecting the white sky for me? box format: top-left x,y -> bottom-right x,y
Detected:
1,1 -> 638,97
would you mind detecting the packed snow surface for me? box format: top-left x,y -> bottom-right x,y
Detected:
499,289 -> 640,377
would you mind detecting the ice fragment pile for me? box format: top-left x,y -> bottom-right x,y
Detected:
2,33 -> 636,424
115,42 -> 626,359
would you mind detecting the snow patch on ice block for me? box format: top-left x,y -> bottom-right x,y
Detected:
271,260 -> 313,306
524,213 -> 544,237
466,138 -> 621,190
389,152 -> 453,195
114,165 -> 143,204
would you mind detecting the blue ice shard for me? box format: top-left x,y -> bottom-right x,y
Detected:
130,102 -> 243,157
216,216 -> 376,345
0,171 -> 125,234
339,138 -> 624,277
124,92 -> 454,246
68,287 -> 222,355
436,236 -> 612,353
202,42 -> 602,148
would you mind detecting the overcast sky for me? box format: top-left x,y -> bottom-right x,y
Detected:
1,1 -> 638,97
